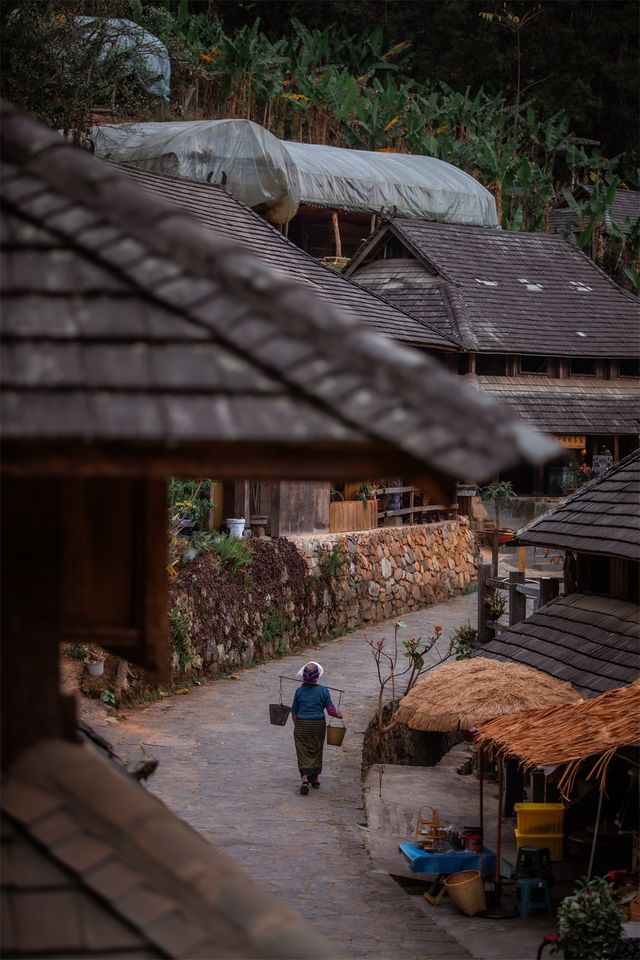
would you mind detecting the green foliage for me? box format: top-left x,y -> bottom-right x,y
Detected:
101,689 -> 116,707
482,480 -> 517,505
127,2 -> 635,247
356,482 -> 377,503
555,876 -> 624,960
482,481 -> 517,529
169,604 -> 192,668
4,3 -> 636,288
318,543 -> 347,579
0,1 -> 160,139
214,533 -> 253,579
168,478 -> 213,525
450,622 -> 478,660
64,643 -> 86,661
261,603 -> 289,654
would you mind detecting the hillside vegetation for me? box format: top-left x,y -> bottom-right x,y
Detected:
2,0 -> 638,289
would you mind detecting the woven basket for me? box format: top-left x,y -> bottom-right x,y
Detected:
269,703 -> 290,726
443,870 -> 486,917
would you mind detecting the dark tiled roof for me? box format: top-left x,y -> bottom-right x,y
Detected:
1,739 -> 336,959
1,103 -> 554,480
549,187 -> 640,236
515,449 -> 640,559
347,218 -> 640,357
468,376 -> 640,436
480,593 -> 640,696
345,259 -> 456,342
114,163 -> 454,350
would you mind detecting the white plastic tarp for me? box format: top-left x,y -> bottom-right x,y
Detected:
90,118 -> 497,226
76,17 -> 170,101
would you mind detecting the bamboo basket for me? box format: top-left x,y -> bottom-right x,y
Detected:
443,870 -> 486,916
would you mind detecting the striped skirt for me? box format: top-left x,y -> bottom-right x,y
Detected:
293,718 -> 326,776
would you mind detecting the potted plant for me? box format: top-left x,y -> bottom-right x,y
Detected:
555,876 -> 624,960
84,643 -> 106,677
484,589 -> 507,620
357,482 -> 377,503
482,481 -> 517,536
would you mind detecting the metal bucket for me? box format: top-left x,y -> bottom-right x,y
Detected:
326,721 -> 346,746
269,703 -> 291,726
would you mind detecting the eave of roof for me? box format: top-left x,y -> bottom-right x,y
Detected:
2,739 -> 336,959
467,375 -> 640,438
514,449 -> 640,559
480,592 -> 640,696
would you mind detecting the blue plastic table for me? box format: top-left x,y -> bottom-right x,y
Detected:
398,841 -> 497,877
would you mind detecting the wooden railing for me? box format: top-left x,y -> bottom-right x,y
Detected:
375,486 -> 458,524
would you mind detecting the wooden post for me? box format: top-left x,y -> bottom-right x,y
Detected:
518,545 -> 526,572
331,210 -> 342,258
508,571 -> 526,626
495,760 -> 504,896
478,563 -> 491,643
409,487 -> 415,524
491,528 -> 499,577
539,577 -> 560,607
1,477 -> 76,769
478,747 -> 484,839
613,435 -> 620,462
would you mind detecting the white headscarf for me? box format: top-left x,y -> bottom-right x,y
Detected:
296,660 -> 324,680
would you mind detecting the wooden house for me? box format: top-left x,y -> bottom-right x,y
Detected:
345,217 -> 640,504
0,103 -> 551,957
480,450 -> 640,696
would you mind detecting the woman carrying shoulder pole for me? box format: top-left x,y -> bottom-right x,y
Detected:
291,661 -> 342,795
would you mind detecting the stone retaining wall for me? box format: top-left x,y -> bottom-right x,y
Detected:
292,520 -> 477,634
157,520 -> 477,687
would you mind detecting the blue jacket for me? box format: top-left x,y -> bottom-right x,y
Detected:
292,683 -> 334,720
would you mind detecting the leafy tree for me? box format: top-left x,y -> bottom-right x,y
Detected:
0,1 -> 162,139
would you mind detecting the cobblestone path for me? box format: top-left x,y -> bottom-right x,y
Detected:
105,594 -> 476,959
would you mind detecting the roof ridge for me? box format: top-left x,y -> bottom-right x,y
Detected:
440,284 -> 476,350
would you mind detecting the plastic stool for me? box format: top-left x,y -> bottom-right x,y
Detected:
516,878 -> 553,918
516,845 -> 552,879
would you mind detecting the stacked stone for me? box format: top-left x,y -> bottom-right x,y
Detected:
292,520 -> 477,632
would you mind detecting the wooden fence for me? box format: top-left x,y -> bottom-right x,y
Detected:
477,563 -> 561,643
329,499 -> 378,533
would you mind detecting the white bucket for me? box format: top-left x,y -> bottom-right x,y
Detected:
226,518 -> 246,539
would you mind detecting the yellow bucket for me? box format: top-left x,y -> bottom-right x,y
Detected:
326,721 -> 346,746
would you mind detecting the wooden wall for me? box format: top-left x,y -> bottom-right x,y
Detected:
270,481 -> 330,537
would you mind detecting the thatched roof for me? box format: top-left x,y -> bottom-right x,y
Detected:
394,657 -> 580,732
474,679 -> 640,797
